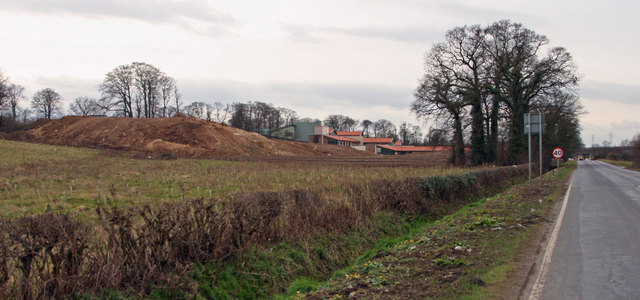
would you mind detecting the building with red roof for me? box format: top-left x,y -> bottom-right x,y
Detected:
376,145 -> 470,155
309,125 -> 458,155
335,131 -> 363,136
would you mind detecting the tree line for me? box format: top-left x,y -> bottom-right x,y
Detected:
322,114 -> 425,144
412,20 -> 583,166
0,62 -> 182,127
225,104 -> 428,145
3,19 -> 585,158
2,67 -> 430,145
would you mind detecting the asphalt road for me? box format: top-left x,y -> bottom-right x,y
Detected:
538,160 -> 640,299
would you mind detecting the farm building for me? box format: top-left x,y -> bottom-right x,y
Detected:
308,127 -> 396,153
376,145 -> 465,155
285,125 -> 460,155
269,121 -> 321,142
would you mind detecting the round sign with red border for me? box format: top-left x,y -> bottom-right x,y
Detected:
552,147 -> 564,159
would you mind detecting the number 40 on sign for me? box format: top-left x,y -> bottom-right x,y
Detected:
552,147 -> 564,159
552,147 -> 564,174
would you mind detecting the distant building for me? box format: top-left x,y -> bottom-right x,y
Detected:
270,121 -> 322,142
362,137 -> 394,153
376,145 -> 456,155
280,124 -> 460,155
308,126 -> 395,153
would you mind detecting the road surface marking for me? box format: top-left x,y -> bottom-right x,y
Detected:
528,174 -> 575,300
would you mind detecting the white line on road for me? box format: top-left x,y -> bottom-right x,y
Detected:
528,174 -> 575,300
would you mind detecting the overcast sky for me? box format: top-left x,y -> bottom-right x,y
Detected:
1,0 -> 639,146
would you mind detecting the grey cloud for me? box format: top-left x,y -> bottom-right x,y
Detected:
30,76 -> 101,102
611,120 -> 640,131
281,23 -> 442,44
580,80 -> 640,105
438,3 -> 528,21
581,119 -> 640,146
404,0 -> 532,24
322,26 -> 443,43
3,0 -> 238,35
179,78 -> 413,111
279,24 -> 325,43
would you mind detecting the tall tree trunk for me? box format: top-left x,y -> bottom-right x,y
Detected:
507,99 -> 528,164
470,99 -> 485,165
453,113 -> 466,165
486,99 -> 500,163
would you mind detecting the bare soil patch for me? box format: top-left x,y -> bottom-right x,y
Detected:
5,116 -> 371,158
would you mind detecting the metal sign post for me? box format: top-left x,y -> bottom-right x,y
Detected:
552,147 -> 564,175
528,116 -> 531,185
525,113 -> 544,186
540,121 -> 543,186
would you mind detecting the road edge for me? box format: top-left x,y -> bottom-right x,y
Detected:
526,172 -> 575,300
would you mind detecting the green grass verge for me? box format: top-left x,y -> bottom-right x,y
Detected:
599,159 -> 640,171
179,213 -> 432,299
292,163 -> 576,299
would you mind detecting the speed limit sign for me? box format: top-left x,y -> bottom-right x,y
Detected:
552,147 -> 564,159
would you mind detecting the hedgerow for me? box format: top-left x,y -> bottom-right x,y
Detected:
0,165 -> 527,298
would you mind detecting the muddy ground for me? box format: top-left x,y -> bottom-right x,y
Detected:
3,116 -> 369,157
1,116 -> 455,166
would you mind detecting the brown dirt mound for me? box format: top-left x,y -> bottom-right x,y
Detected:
20,116 -> 371,157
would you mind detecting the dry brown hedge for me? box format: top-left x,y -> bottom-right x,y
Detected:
633,133 -> 640,168
0,165 -> 527,298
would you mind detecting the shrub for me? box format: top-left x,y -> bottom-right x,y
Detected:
0,213 -> 90,298
0,165 -> 529,298
633,133 -> 640,168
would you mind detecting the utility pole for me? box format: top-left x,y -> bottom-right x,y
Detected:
525,113 -> 544,187
610,132 -> 613,147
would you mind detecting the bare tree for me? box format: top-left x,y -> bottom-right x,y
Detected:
485,20 -> 579,164
6,84 -> 25,122
398,122 -> 411,145
341,116 -> 358,131
174,87 -> 182,115
158,76 -> 176,117
21,108 -> 32,124
324,114 -> 358,131
324,115 -> 342,131
424,128 -> 450,146
69,97 -> 108,116
0,70 -> 7,109
534,90 -> 585,166
632,134 -> 640,168
398,122 -> 423,145
437,25 -> 489,164
361,120 -> 373,137
211,101 -> 231,123
411,125 -> 423,145
184,102 -> 207,119
31,88 -> 62,119
100,64 -> 134,117
373,119 -> 397,139
132,62 -> 162,118
279,107 -> 297,126
414,20 -> 580,165
100,62 -> 178,118
229,102 -> 250,130
413,63 -> 467,165
229,101 -> 297,132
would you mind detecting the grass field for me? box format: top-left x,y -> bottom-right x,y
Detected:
0,139 -> 468,217
1,139 -> 532,298
598,159 -> 640,171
